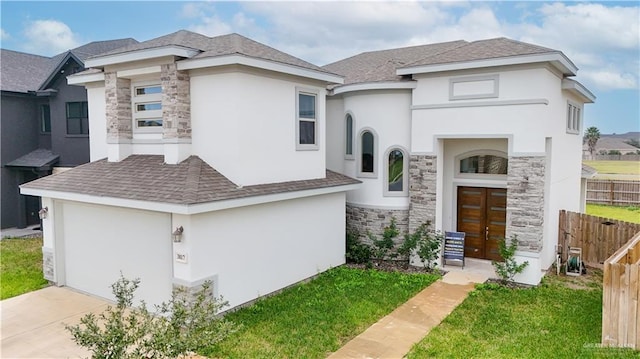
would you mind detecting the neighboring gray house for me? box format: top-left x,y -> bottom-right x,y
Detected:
1,39 -> 138,229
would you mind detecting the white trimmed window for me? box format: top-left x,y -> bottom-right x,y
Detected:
345,113 -> 354,159
384,147 -> 408,196
132,82 -> 162,132
566,102 -> 581,134
296,90 -> 318,150
357,128 -> 377,178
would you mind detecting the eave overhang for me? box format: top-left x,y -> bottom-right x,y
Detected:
177,54 -> 344,84
330,81 -> 416,95
562,79 -> 596,103
397,52 -> 578,77
20,182 -> 360,215
84,45 -> 201,68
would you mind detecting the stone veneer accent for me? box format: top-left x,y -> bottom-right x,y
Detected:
161,63 -> 191,139
408,155 -> 437,232
42,248 -> 54,281
172,276 -> 217,305
346,204 -> 409,247
506,156 -> 545,252
105,72 -> 132,140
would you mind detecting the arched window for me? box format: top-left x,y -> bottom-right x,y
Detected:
345,114 -> 353,158
458,153 -> 508,175
384,147 -> 408,196
358,129 -> 377,177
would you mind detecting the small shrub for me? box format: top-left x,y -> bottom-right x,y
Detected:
492,235 -> 529,284
368,217 -> 400,261
608,149 -> 621,155
400,221 -> 443,271
346,231 -> 372,265
66,274 -> 238,359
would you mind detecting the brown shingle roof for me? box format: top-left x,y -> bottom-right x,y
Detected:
403,37 -> 561,68
323,37 -> 566,88
21,155 -> 359,205
323,40 -> 467,86
92,30 -> 334,75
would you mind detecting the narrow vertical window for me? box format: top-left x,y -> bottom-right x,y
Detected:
298,92 -> 316,146
345,114 -> 353,156
388,149 -> 404,191
66,102 -> 88,135
361,131 -> 374,173
41,104 -> 51,133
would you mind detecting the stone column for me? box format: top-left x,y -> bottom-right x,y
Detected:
408,155 -> 437,232
506,156 -> 545,252
161,63 -> 191,164
105,72 -> 132,161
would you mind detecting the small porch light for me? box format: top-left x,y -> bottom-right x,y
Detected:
38,207 -> 49,220
172,226 -> 184,243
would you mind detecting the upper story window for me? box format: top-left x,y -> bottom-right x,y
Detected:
296,90 -> 318,150
345,114 -> 354,159
40,104 -> 51,133
384,147 -> 408,196
566,102 -> 581,134
458,153 -> 508,175
358,129 -> 377,178
66,102 -> 88,135
133,83 -> 163,132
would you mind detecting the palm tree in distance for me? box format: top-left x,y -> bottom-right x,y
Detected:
584,126 -> 601,159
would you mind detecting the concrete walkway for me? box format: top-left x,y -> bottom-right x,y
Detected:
327,271 -> 487,359
1,286 -> 111,358
1,224 -> 42,239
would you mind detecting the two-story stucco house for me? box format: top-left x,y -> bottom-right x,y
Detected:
324,38 -> 594,284
22,31 -> 593,308
21,31 -> 359,308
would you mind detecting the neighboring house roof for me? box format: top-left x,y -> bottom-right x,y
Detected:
21,155 -> 360,205
1,38 -> 138,93
581,164 -> 597,179
323,40 -> 467,86
0,50 -> 53,93
324,37 -> 576,90
88,30 -> 333,76
5,149 -> 59,169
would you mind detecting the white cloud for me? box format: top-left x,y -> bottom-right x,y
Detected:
182,1 -> 639,91
0,28 -> 9,40
23,20 -> 80,55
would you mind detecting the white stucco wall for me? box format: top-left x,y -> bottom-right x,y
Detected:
56,201 -> 173,307
187,192 -> 346,309
411,67 -> 562,155
326,97 -> 345,173
329,90 -> 412,209
190,68 -> 327,186
86,84 -> 107,161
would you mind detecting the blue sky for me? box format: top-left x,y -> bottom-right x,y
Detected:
1,1 -> 638,134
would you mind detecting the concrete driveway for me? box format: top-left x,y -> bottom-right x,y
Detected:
1,286 -> 111,358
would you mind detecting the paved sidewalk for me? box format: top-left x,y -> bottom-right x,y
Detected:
1,286 -> 111,358
1,224 -> 42,239
327,271 -> 487,359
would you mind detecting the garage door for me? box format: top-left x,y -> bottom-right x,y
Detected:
61,201 -> 172,307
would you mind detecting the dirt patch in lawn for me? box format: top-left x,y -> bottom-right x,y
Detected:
544,265 -> 603,290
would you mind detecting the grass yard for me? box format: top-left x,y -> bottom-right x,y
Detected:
587,204 -> 640,224
583,160 -> 640,175
202,267 -> 439,358
0,237 -> 49,299
408,271 -> 638,358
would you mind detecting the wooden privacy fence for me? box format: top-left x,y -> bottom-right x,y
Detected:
586,180 -> 640,206
558,210 -> 640,265
602,232 -> 640,349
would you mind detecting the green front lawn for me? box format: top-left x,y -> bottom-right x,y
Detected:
587,204 -> 640,224
408,272 -> 637,358
203,267 -> 439,358
0,237 -> 49,299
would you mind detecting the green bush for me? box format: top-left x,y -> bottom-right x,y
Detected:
66,274 -> 238,359
492,235 -> 529,284
368,217 -> 400,261
346,231 -> 372,265
398,221 -> 443,271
